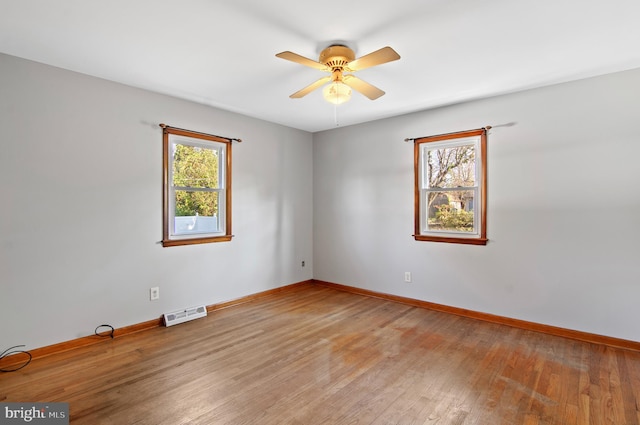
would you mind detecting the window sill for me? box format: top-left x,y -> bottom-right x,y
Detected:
162,235 -> 232,247
413,235 -> 488,245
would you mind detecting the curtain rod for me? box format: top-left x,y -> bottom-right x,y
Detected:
159,123 -> 242,143
404,126 -> 491,142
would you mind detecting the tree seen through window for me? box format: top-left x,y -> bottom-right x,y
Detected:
172,144 -> 220,218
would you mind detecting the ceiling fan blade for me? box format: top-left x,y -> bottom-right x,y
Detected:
342,75 -> 385,100
276,51 -> 328,71
347,46 -> 400,72
290,76 -> 332,98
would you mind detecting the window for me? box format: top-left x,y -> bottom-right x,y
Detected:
414,128 -> 487,245
161,125 -> 232,247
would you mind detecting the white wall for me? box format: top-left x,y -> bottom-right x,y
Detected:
313,68 -> 640,342
0,53 -> 313,350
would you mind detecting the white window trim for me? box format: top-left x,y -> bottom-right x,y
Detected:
167,135 -> 227,240
419,136 -> 481,238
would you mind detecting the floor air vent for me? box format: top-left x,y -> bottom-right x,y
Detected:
163,305 -> 207,327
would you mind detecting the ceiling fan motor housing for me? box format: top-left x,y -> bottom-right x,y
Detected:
320,45 -> 355,69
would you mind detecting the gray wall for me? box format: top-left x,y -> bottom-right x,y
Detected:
0,53 -> 313,350
2,51 -> 639,351
313,68 -> 640,342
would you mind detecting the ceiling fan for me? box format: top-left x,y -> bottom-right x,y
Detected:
275,44 -> 400,105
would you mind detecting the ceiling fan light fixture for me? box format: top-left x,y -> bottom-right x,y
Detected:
323,81 -> 351,105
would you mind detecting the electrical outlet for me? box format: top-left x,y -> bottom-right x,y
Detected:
404,272 -> 412,283
150,287 -> 160,301
301,260 -> 305,267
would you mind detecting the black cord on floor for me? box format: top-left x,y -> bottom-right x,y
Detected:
1,325 -> 115,373
95,324 -> 115,339
0,345 -> 32,372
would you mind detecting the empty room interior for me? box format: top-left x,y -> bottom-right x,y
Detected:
1,1 -> 640,424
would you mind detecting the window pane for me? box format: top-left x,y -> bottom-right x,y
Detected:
426,190 -> 475,233
172,143 -> 220,189
426,145 -> 475,188
173,190 -> 220,235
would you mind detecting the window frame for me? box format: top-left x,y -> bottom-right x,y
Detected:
414,128 -> 488,245
162,125 -> 232,247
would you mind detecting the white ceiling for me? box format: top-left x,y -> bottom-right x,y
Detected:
2,0 -> 640,133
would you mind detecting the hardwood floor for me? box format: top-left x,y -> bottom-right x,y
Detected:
2,283 -> 640,424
